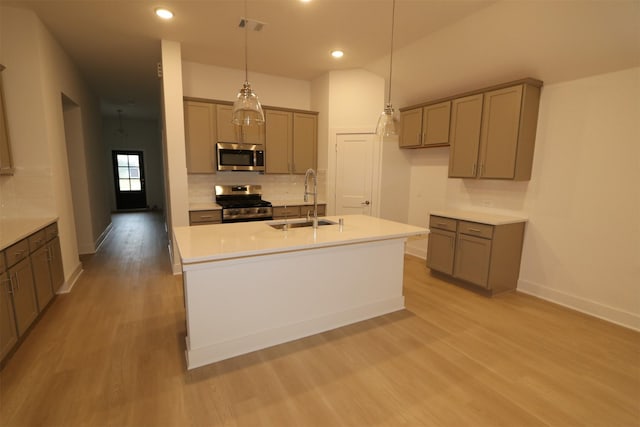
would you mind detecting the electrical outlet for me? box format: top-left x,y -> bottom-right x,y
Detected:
481,199 -> 493,207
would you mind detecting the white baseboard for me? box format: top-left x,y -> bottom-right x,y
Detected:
78,221 -> 113,255
405,246 -> 426,259
518,279 -> 640,332
55,262 -> 83,294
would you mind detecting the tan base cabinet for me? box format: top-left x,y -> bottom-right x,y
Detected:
0,270 -> 18,361
1,221 -> 64,363
272,204 -> 326,220
427,214 -> 526,294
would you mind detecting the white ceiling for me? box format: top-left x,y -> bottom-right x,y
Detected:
2,0 -> 639,120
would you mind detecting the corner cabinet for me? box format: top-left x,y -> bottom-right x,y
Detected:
265,109 -> 317,174
448,81 -> 541,180
399,101 -> 451,148
427,213 -> 526,294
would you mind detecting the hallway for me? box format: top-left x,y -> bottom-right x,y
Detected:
1,212 -> 638,426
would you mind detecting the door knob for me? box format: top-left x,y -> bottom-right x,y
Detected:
361,200 -> 370,206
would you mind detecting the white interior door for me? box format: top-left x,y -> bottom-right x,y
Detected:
335,134 -> 375,216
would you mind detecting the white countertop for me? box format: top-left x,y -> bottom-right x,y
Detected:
0,217 -> 58,250
430,210 -> 528,225
174,214 -> 427,265
268,199 -> 327,207
189,202 -> 222,211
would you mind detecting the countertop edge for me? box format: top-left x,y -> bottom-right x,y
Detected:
430,210 -> 528,225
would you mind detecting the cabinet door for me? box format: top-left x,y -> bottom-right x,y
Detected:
31,246 -> 53,311
8,257 -> 38,336
292,113 -> 317,174
216,105 -> 263,144
423,101 -> 451,147
448,94 -> 483,178
184,101 -> 217,174
216,105 -> 240,142
265,110 -> 292,174
0,271 -> 18,360
453,234 -> 491,288
0,66 -> 14,175
478,85 -> 523,179
399,108 -> 423,148
48,237 -> 64,293
426,229 -> 456,275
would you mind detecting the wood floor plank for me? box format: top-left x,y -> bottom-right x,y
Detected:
1,212 -> 638,426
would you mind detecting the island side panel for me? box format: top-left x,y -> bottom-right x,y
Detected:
183,238 -> 406,369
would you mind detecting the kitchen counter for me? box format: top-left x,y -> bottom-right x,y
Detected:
189,202 -> 221,211
430,210 -> 527,225
173,215 -> 427,369
174,214 -> 426,266
0,217 -> 58,251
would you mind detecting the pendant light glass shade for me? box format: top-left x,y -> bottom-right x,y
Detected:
232,1 -> 265,127
232,81 -> 265,125
376,0 -> 397,137
376,103 -> 397,136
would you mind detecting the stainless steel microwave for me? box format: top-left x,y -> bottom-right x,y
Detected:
216,142 -> 265,172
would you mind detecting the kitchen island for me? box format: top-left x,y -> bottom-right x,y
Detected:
173,215 -> 427,369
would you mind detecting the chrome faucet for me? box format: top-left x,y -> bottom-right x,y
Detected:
303,168 -> 318,229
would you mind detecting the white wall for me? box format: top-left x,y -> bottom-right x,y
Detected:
407,68 -> 640,330
0,7 -> 108,288
102,118 -> 165,212
182,61 -> 310,110
161,40 -> 189,274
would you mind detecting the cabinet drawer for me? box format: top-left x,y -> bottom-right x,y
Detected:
189,210 -> 222,224
273,206 -> 301,218
6,239 -> 29,268
299,204 -> 326,218
459,221 -> 493,239
45,223 -> 59,241
0,250 -> 5,273
28,229 -> 47,252
429,215 -> 457,232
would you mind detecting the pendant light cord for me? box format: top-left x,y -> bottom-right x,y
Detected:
244,0 -> 249,82
387,0 -> 396,105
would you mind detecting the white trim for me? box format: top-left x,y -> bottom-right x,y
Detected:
518,279 -> 640,331
55,262 -> 83,294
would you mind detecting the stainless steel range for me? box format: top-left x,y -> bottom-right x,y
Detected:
215,185 -> 273,223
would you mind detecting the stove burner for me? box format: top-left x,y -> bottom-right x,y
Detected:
215,184 -> 273,223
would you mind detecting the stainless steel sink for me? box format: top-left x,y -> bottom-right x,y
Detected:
269,219 -> 336,230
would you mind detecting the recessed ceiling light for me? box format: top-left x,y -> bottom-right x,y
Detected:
155,8 -> 174,20
300,0 -> 312,3
331,50 -> 344,59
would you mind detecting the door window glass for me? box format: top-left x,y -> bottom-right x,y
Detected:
116,153 -> 142,192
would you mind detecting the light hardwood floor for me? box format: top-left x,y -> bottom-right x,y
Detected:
1,212 -> 638,426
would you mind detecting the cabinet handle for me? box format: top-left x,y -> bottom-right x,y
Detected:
472,163 -> 477,176
468,228 -> 482,233
14,250 -> 25,258
480,163 -> 485,176
437,222 -> 448,226
200,215 -> 214,219
417,133 -> 421,145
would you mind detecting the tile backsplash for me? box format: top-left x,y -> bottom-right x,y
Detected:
188,170 -> 327,205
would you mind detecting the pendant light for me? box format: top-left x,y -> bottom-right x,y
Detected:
232,0 -> 265,126
376,0 -> 397,136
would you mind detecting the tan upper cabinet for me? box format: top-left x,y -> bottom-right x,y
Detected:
184,100 -> 217,174
449,82 -> 541,180
0,64 -> 14,175
216,104 -> 264,144
292,112 -> 317,173
399,108 -> 423,148
265,110 -> 317,174
478,84 -> 540,180
265,109 -> 292,174
448,94 -> 484,178
399,101 -> 451,148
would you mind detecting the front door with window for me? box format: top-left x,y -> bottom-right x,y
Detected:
112,150 -> 147,210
